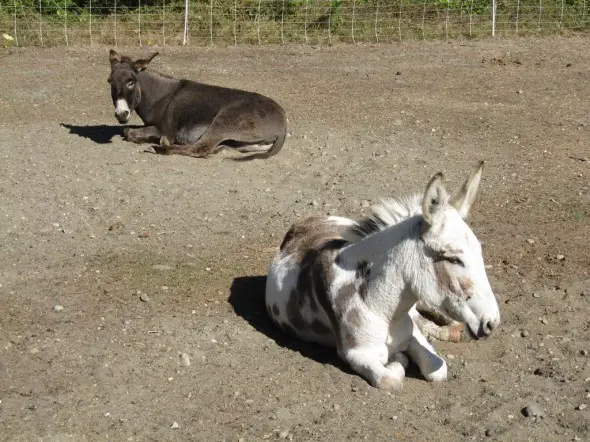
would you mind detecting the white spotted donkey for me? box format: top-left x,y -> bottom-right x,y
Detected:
265,161 -> 500,391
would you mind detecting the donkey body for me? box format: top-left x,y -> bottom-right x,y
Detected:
108,50 -> 288,159
265,162 -> 500,390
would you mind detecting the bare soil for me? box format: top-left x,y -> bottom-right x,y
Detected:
0,37 -> 589,442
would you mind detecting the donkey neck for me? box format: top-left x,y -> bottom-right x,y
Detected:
135,71 -> 182,125
336,216 -> 423,319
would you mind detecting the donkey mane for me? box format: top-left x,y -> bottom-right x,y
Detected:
346,194 -> 423,242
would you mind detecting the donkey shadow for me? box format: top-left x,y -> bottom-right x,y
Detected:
228,275 -> 424,382
60,123 -> 141,144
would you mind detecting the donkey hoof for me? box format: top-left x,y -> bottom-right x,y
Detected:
160,136 -> 171,147
153,145 -> 170,155
424,360 -> 448,382
449,324 -> 464,343
376,375 -> 403,392
122,128 -> 131,139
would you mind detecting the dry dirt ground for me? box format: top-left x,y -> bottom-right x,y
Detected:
0,36 -> 589,442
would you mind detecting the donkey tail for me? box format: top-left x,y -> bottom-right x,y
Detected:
262,126 -> 287,158
228,126 -> 287,162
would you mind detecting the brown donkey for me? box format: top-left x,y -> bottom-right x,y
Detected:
108,50 -> 288,159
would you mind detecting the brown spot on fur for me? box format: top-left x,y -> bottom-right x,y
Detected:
433,261 -> 473,300
278,215 -> 364,348
343,329 -> 358,348
279,217 -> 349,262
334,283 -> 356,319
346,308 -> 362,328
272,304 -> 280,316
458,277 -> 473,299
286,289 -> 308,331
433,261 -> 463,297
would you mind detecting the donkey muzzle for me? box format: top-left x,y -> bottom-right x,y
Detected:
114,99 -> 131,124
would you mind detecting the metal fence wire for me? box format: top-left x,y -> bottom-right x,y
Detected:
1,0 -> 588,47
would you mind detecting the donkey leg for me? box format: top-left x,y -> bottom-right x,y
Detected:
340,344 -> 405,392
406,325 -> 448,383
412,309 -> 464,343
154,133 -> 224,158
124,125 -> 161,144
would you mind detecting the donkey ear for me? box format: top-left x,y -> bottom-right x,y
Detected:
109,49 -> 121,65
450,160 -> 485,219
422,172 -> 449,226
133,52 -> 159,72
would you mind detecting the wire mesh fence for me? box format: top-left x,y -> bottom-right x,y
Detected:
1,0 -> 588,47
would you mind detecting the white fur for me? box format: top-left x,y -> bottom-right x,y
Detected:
265,162 -> 500,391
115,99 -> 131,122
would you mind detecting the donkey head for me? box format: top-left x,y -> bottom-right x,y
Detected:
107,49 -> 159,123
419,161 -> 500,339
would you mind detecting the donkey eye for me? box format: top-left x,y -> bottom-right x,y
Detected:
445,256 -> 465,267
126,80 -> 136,89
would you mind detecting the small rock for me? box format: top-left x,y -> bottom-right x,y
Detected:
153,264 -> 172,271
517,89 -> 523,94
540,317 -> 548,325
52,304 -> 64,312
521,330 -> 530,337
279,430 -> 289,439
532,292 -> 540,298
447,354 -> 455,360
180,353 -> 191,367
526,238 -> 535,244
581,349 -> 588,356
333,404 -> 340,411
139,293 -> 150,302
171,421 -> 180,429
205,267 -> 211,272
578,404 -> 587,411
556,254 -> 565,261
522,403 -> 544,418
311,200 -> 318,207
396,71 -> 402,75
485,428 -> 493,437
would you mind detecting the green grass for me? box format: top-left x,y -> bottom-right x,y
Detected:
1,0 -> 588,46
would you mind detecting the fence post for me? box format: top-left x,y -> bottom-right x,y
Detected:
516,0 -> 520,35
328,1 -> 332,44
13,0 -> 18,46
281,0 -> 285,44
114,0 -> 118,47
183,0 -> 189,45
352,0 -> 356,43
233,0 -> 237,45
162,0 -> 166,46
304,0 -> 308,44
374,0 -> 379,42
209,0 -> 213,44
422,0 -> 427,40
256,0 -> 261,45
38,0 -> 43,46
64,0 -> 68,45
89,0 -> 93,46
398,0 -> 403,41
491,0 -> 496,36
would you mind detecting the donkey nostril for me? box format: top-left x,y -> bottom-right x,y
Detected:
483,319 -> 498,336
